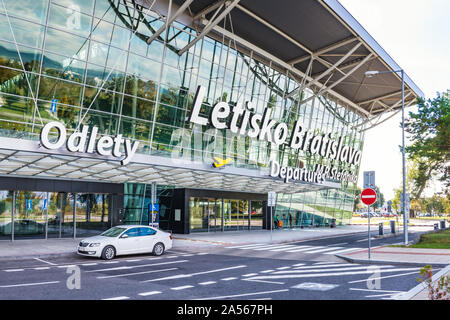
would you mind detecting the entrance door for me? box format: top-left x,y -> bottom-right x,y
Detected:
14,191 -> 46,239
250,200 -> 263,230
61,193 -> 74,238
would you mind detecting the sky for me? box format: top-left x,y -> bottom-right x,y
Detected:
339,0 -> 450,201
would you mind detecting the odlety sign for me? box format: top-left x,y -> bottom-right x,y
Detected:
189,85 -> 362,166
40,121 -> 139,165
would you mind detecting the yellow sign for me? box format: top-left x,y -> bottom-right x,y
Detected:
212,157 -> 232,168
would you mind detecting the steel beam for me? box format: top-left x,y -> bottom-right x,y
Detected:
178,0 -> 240,56
147,0 -> 195,44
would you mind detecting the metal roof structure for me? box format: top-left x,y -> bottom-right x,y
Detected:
141,0 -> 424,131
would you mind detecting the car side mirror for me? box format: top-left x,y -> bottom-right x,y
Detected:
120,234 -> 129,239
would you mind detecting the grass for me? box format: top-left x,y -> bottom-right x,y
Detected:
391,229 -> 450,249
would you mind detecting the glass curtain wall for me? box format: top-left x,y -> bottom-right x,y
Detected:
0,0 -> 366,228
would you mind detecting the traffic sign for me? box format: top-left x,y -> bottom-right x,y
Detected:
268,191 -> 276,207
361,188 -> 377,206
363,171 -> 375,189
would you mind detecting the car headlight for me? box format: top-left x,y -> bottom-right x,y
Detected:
89,243 -> 101,247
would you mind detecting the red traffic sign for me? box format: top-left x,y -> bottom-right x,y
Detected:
361,188 -> 377,206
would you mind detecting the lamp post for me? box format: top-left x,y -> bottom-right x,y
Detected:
365,69 -> 408,245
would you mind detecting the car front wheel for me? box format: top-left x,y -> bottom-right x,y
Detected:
153,242 -> 165,256
101,245 -> 116,260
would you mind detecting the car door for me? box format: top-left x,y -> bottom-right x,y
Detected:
117,228 -> 142,255
138,227 -> 157,253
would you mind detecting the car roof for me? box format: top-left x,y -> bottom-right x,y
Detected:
114,225 -> 156,229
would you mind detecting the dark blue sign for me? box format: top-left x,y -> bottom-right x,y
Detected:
26,199 -> 32,210
42,199 -> 47,210
149,204 -> 159,212
51,99 -> 57,112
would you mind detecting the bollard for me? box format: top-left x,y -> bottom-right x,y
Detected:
440,220 -> 446,229
434,223 -> 439,230
379,222 -> 384,236
390,220 -> 396,234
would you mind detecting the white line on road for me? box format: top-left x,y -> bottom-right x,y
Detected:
242,273 -> 258,277
293,263 -> 362,270
34,258 -> 57,266
4,269 -> 24,272
81,263 -> 98,266
260,270 -> 275,273
221,277 -> 237,281
248,268 -> 420,280
349,288 -> 406,293
194,289 -> 289,300
142,265 -> 247,282
102,296 -> 129,300
302,247 -> 344,254
277,265 -> 393,274
199,281 -> 216,285
243,279 -> 285,285
138,291 -> 162,296
33,267 -> 50,270
365,293 -> 400,298
96,267 -> 178,279
276,267 -> 291,270
323,248 -> 361,255
285,246 -> 319,253
348,270 -> 423,284
86,260 -> 189,273
0,281 -> 60,288
171,285 -> 194,290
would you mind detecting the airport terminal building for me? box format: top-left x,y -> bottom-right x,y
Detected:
0,0 -> 423,239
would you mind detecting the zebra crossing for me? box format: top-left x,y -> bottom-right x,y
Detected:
224,243 -> 362,255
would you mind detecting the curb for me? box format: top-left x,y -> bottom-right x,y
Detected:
173,229 -> 371,246
0,252 -> 79,262
334,253 -> 450,267
393,264 -> 450,300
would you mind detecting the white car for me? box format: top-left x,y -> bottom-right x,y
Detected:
77,225 -> 173,260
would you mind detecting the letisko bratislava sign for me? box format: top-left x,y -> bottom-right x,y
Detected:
40,121 -> 139,165
189,85 -> 360,184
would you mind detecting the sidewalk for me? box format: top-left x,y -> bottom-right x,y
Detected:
0,225 -> 370,261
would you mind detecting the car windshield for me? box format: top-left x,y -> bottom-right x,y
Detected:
101,227 -> 126,237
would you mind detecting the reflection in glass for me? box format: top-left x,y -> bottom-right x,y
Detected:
0,191 -> 12,240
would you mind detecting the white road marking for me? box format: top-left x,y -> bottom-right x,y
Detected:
260,270 -> 275,273
4,269 -> 24,272
302,247 -> 344,254
102,296 -> 129,300
33,267 -> 50,270
221,277 -> 237,281
365,293 -> 399,298
294,263 -> 361,270
166,256 -> 178,259
196,253 -> 209,255
194,289 -> 289,300
349,288 -> 406,293
254,245 -> 297,251
242,273 -> 258,277
285,246 -> 319,253
102,261 -> 119,264
323,248 -> 360,255
332,242 -> 349,246
81,263 -> 98,266
199,281 -> 216,285
171,285 -> 194,290
181,254 -> 194,257
277,265 -> 392,274
57,265 -> 75,268
292,263 -> 306,267
142,265 -> 247,282
0,281 -> 60,288
243,279 -> 285,285
86,260 -> 189,273
224,243 -> 268,249
33,258 -> 57,266
348,270 -> 423,284
248,268 -> 420,280
276,267 -> 291,270
125,259 -> 142,262
138,291 -> 162,296
97,267 -> 178,279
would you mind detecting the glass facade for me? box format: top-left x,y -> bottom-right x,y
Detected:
0,0 -> 366,233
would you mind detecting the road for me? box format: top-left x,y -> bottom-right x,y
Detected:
0,231 -> 436,301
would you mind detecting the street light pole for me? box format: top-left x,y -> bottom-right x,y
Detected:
401,70 -> 408,245
365,69 -> 408,245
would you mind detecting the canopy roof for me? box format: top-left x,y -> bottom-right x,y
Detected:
148,0 -> 424,128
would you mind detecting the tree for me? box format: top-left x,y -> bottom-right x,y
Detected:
404,93 -> 450,199
373,186 -> 385,209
